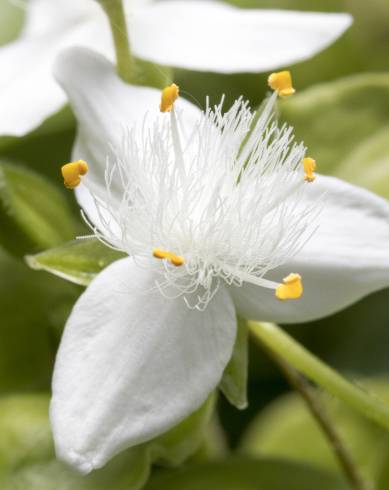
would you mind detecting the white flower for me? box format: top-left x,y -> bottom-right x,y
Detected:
0,0 -> 352,136
50,48 -> 389,474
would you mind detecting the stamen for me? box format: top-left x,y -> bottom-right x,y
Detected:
275,273 -> 303,300
303,157 -> 316,182
61,160 -> 88,189
160,83 -> 179,113
268,71 -> 295,97
88,92 -> 317,311
153,248 -> 184,267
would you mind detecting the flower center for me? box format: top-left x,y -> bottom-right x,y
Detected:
62,72 -> 321,310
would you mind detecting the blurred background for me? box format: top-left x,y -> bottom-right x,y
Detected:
1,0 -> 389,489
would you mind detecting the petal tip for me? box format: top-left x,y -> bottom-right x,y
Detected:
50,398 -> 96,474
339,12 -> 353,28
64,449 -> 95,475
330,12 -> 353,35
237,400 -> 249,410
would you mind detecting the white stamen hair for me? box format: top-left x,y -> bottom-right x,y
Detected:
85,93 -> 320,310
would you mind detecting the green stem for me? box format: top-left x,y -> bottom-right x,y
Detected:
249,321 -> 389,432
260,343 -> 371,490
98,0 -> 134,82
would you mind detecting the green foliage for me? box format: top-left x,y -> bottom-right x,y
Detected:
336,127 -> 389,197
377,452 -> 389,490
148,395 -> 216,466
0,161 -> 76,256
240,378 -> 389,487
0,108 -> 76,183
26,238 -> 125,286
0,249 -> 79,392
144,457 -> 348,490
0,394 -> 53,472
192,416 -> 229,462
0,394 -> 216,490
280,73 -> 389,171
132,58 -> 173,90
0,0 -> 24,46
220,318 -> 248,409
278,73 -> 389,199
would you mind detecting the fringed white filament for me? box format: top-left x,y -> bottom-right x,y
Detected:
85,93 -> 320,310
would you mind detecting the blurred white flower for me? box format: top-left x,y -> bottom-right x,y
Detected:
0,0 -> 352,136
50,48 -> 389,474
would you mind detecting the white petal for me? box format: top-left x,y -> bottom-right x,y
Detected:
130,2 -> 352,73
124,0 -> 154,9
230,175 -> 389,324
51,257 -> 236,472
24,0 -> 95,35
54,47 -> 201,224
0,36 -> 67,136
0,0 -> 112,136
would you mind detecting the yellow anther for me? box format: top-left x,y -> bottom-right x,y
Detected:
303,157 -> 316,182
153,248 -> 184,267
268,71 -> 295,97
275,273 -> 303,300
170,255 -> 185,267
61,160 -> 88,189
160,83 -> 179,112
153,248 -> 168,260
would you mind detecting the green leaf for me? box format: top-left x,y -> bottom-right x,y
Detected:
0,248 -> 78,392
26,238 -> 126,286
133,58 -> 173,90
377,450 -> 389,490
150,394 -> 216,467
0,0 -> 24,46
0,107 -> 76,183
240,377 -> 389,486
279,73 -> 389,196
336,127 -> 389,198
0,162 -> 76,256
192,415 -> 229,462
0,394 -> 53,472
219,318 -> 248,409
144,457 -> 348,490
